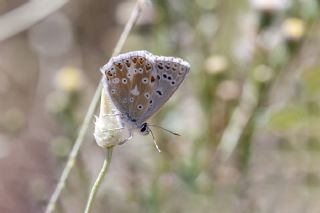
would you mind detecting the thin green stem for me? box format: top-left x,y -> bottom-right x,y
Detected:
84,147 -> 113,213
45,1 -> 146,212
45,83 -> 103,213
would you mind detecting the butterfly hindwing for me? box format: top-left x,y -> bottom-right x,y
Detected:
102,51 -> 158,121
125,52 -> 158,121
102,56 -> 130,114
137,56 -> 190,123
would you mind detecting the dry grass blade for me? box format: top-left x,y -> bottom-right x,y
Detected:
0,0 -> 68,41
216,79 -> 258,161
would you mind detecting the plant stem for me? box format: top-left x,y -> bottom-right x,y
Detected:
45,0 -> 146,212
84,147 -> 113,213
45,82 -> 103,213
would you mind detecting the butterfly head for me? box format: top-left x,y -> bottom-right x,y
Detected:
121,113 -> 150,135
139,122 -> 150,135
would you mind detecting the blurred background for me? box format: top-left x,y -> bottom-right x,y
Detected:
1,0 -> 320,212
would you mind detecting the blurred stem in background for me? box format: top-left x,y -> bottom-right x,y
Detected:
236,2 -> 319,170
132,0 -> 320,211
0,0 -> 68,41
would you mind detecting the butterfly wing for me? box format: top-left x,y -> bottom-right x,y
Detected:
101,51 -> 158,122
137,55 -> 190,123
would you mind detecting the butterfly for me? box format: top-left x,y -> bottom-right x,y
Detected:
100,50 -> 190,151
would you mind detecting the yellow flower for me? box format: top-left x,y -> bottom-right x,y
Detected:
282,18 -> 305,41
55,66 -> 82,92
205,55 -> 228,75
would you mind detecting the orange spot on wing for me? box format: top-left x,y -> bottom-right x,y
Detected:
115,63 -> 123,70
138,57 -> 145,65
150,75 -> 155,82
107,71 -> 113,76
132,57 -> 138,64
145,63 -> 152,71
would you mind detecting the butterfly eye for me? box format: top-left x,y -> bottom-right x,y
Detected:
140,123 -> 149,135
140,124 -> 147,132
171,80 -> 176,86
162,73 -> 168,79
167,75 -> 172,80
129,97 -> 134,102
137,104 -> 144,110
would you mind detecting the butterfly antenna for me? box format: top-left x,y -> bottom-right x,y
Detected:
148,124 -> 180,136
149,128 -> 161,153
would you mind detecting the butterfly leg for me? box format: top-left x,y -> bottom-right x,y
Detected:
149,128 -> 161,152
102,113 -> 122,117
119,131 -> 133,145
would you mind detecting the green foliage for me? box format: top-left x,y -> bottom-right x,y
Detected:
269,105 -> 309,131
303,65 -> 320,96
